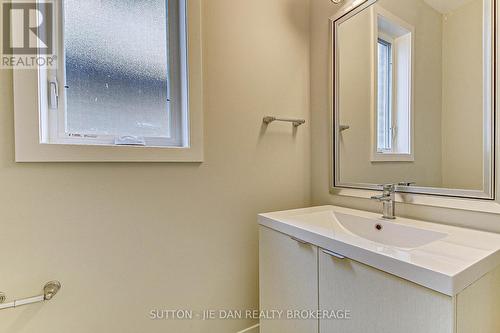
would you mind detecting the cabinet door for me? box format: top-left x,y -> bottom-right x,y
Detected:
319,250 -> 454,333
456,264 -> 500,333
259,226 -> 319,333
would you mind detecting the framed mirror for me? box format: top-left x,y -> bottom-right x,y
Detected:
331,0 -> 496,199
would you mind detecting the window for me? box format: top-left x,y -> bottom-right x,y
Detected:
377,38 -> 393,152
43,0 -> 188,147
372,6 -> 414,162
14,0 -> 203,162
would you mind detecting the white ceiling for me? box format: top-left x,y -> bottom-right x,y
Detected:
423,0 -> 477,14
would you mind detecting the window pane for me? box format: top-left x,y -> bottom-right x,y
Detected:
377,39 -> 392,151
63,0 -> 170,138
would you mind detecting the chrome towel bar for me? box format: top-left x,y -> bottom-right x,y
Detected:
0,281 -> 61,311
263,116 -> 306,127
339,125 -> 350,132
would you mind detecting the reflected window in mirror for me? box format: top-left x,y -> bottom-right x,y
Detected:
377,38 -> 393,152
373,7 -> 414,161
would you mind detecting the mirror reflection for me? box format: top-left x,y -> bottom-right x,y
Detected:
335,0 -> 494,197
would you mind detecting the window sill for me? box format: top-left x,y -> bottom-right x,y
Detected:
14,70 -> 203,163
371,153 -> 414,162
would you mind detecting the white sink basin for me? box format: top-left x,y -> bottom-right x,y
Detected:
334,212 -> 447,249
259,205 -> 500,296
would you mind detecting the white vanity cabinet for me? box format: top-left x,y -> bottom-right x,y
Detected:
319,250 -> 453,333
260,224 -> 500,333
259,226 -> 319,333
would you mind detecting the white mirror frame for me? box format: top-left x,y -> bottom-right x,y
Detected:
329,0 -> 499,212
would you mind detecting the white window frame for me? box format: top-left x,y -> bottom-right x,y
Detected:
14,0 -> 203,162
371,5 -> 414,162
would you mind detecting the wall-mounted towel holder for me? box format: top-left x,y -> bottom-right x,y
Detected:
0,281 -> 61,311
263,116 -> 306,128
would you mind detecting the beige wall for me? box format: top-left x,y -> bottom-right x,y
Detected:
441,0 -> 484,190
337,0 -> 444,187
0,0 -> 311,332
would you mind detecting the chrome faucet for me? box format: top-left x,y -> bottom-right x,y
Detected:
371,184 -> 396,219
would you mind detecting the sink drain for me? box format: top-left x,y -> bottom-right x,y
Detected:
375,224 -> 383,231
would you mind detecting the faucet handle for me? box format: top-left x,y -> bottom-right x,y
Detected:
377,184 -> 396,192
398,182 -> 416,187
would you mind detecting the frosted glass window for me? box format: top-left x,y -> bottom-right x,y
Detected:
63,0 -> 171,138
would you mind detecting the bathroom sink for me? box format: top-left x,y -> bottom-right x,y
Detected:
259,205 -> 500,296
334,212 -> 447,248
